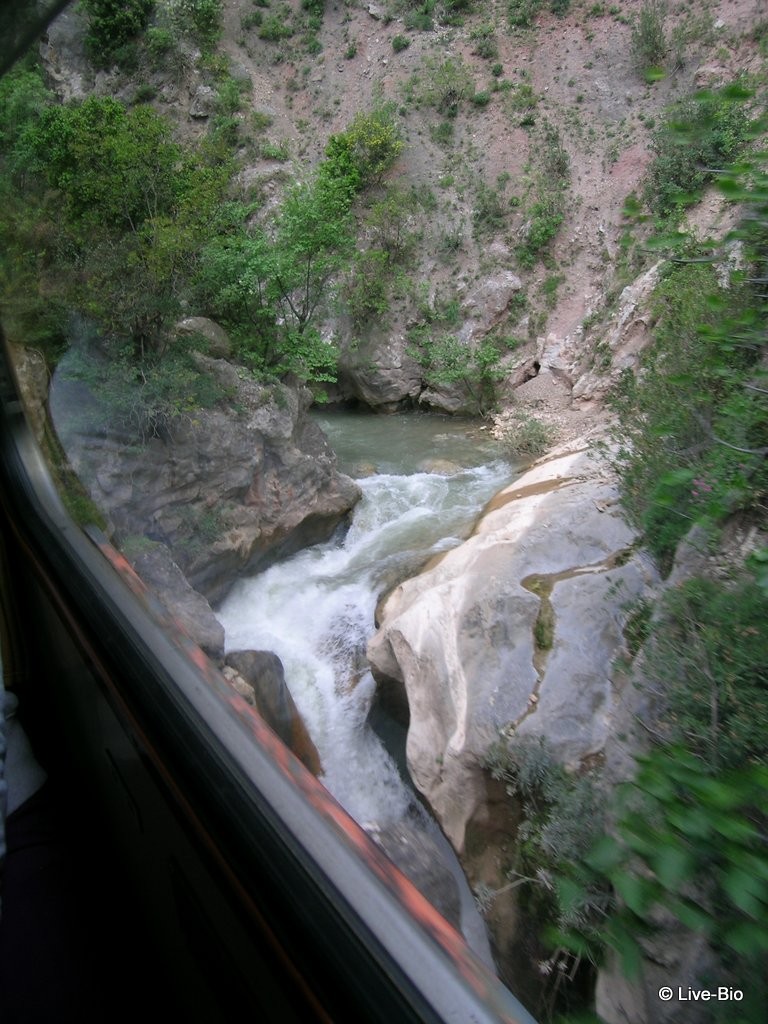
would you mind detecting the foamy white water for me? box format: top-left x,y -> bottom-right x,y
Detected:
217,417 -> 513,827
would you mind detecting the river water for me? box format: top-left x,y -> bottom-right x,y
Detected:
216,411 -> 515,827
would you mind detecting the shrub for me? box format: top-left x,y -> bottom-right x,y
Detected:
324,106 -> 404,191
497,411 -> 554,456
258,139 -> 290,160
241,10 -> 263,29
145,26 -> 174,58
587,746 -> 768,1004
517,123 -> 569,266
214,77 -> 243,117
81,0 -> 153,67
409,329 -> 509,415
344,249 -> 391,326
404,5 -> 434,31
504,82 -> 538,122
508,0 -> 569,26
644,87 -> 752,219
165,0 -> 223,48
646,576 -> 768,770
251,110 -> 274,131
470,23 -> 498,59
60,335 -> 225,442
508,0 -> 541,28
392,34 -> 410,52
418,56 -> 473,116
518,194 -> 564,267
484,735 -> 609,974
258,14 -> 294,40
430,120 -> 454,146
132,84 -> 157,104
442,0 -> 475,23
473,183 -> 506,236
364,185 -> 420,260
630,0 -> 667,75
303,33 -> 323,55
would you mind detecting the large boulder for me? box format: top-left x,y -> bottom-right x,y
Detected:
189,83 -> 216,119
563,262 -> 662,401
370,822 -> 461,929
174,317 -> 232,359
224,650 -> 322,776
49,355 -> 361,602
38,6 -> 91,102
337,327 -> 423,411
368,439 -> 658,850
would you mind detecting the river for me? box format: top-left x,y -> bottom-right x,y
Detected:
216,410 -> 515,827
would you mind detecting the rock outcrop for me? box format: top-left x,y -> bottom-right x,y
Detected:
130,543 -> 226,660
9,342 -> 48,445
49,354 -> 361,602
458,271 -> 523,343
368,438 -> 659,851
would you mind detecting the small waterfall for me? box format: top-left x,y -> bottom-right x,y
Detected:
216,412 -> 514,827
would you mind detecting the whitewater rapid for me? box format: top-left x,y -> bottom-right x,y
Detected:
216,430 -> 511,827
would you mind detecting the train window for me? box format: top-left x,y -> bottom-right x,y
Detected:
0,3 -> 538,1022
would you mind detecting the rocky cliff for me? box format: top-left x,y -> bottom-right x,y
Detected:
48,349 -> 360,603
368,437 -> 659,850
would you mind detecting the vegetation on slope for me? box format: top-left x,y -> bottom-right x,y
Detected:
0,57 -> 404,419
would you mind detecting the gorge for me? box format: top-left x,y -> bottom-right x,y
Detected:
2,1 -> 767,1021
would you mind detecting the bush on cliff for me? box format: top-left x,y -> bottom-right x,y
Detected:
324,106 -> 404,192
81,0 -> 153,67
644,85 -> 753,219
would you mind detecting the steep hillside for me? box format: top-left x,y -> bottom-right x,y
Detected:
37,0 -> 766,426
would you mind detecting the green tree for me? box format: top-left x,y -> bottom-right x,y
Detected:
0,64 -> 51,153
410,330 -> 511,414
270,174 -> 354,338
61,332 -> 226,441
24,97 -> 180,233
364,185 -> 420,259
4,91 -> 229,356
196,176 -> 353,384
